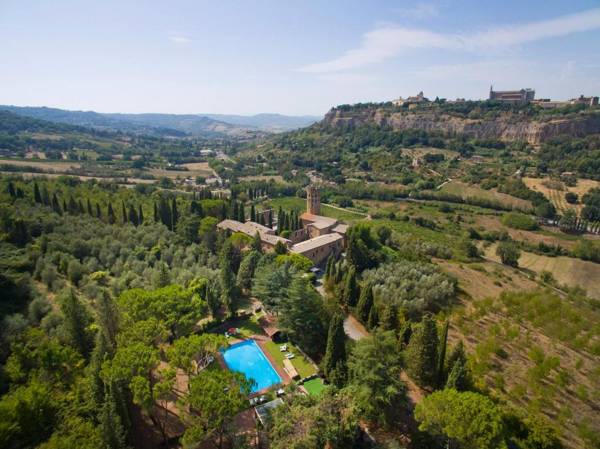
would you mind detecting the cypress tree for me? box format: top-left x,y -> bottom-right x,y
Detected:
78,199 -> 84,214
158,198 -> 171,228
138,204 -> 143,224
437,320 -> 449,387
107,202 -> 116,224
171,198 -> 178,230
446,340 -> 467,373
356,283 -> 374,324
237,203 -> 245,222
121,201 -> 127,224
7,181 -> 15,197
59,288 -> 92,358
342,267 -> 359,307
86,198 -> 93,216
398,321 -> 412,348
379,304 -> 397,332
405,314 -> 439,388
153,202 -> 159,222
128,204 -> 138,226
33,182 -> 42,203
251,232 -> 262,253
232,201 -> 239,221
322,313 -> 347,387
41,186 -> 50,205
367,304 -> 379,330
445,357 -> 471,391
268,210 -> 273,228
52,193 -> 62,215
250,204 -> 256,222
96,203 -> 102,219
99,388 -> 128,449
67,197 -> 77,214
62,199 -> 67,214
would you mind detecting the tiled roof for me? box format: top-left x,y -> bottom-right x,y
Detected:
291,233 -> 343,254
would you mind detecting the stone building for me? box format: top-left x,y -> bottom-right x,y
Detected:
489,86 -> 535,104
217,185 -> 348,265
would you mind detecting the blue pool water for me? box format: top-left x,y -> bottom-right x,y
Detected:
220,339 -> 282,393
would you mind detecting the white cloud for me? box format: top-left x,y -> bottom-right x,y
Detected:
298,8 -> 600,73
168,35 -> 191,44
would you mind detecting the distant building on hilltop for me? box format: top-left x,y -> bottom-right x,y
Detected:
393,91 -> 429,107
569,94 -> 599,107
489,86 -> 535,105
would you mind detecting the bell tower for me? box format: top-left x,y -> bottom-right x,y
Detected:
306,185 -> 320,215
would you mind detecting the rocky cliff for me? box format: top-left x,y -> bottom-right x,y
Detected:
323,108 -> 600,145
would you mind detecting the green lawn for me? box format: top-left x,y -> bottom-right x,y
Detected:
266,196 -> 365,222
302,378 -> 327,396
263,340 -> 317,379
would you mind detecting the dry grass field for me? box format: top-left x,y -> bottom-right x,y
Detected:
523,177 -> 600,215
0,159 -> 81,171
484,244 -> 600,299
238,175 -> 285,182
440,180 -> 533,211
440,258 -> 600,449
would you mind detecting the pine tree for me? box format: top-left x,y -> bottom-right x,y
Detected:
138,204 -> 144,224
405,314 -> 439,388
356,283 -> 374,324
342,267 -> 360,307
437,320 -> 449,388
107,202 -> 115,224
33,182 -> 42,203
322,313 -> 347,387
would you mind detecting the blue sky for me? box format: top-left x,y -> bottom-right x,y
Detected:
1,0 -> 599,115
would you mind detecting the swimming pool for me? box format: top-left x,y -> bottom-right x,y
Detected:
220,339 -> 282,393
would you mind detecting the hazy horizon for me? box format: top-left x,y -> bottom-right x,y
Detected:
2,0 -> 600,115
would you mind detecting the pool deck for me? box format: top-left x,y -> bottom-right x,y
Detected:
219,335 -> 292,398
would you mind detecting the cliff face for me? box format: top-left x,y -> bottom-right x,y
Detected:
323,108 -> 600,144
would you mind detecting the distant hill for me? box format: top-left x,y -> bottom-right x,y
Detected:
0,106 -> 261,139
203,113 -> 320,132
0,106 -> 319,138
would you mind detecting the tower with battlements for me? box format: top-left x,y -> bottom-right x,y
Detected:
306,185 -> 320,215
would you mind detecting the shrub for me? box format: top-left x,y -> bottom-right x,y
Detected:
496,241 -> 521,267
501,212 -> 538,231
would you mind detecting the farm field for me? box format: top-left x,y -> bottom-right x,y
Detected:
484,244 -> 600,299
0,158 -> 81,171
439,180 -> 532,211
239,175 -> 285,182
523,177 -> 600,215
473,215 -> 582,250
